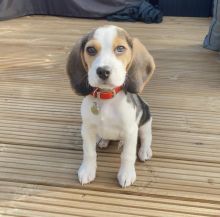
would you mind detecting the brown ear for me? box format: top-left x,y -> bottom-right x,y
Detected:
125,38 -> 155,93
66,35 -> 93,96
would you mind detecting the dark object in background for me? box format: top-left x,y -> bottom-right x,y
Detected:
203,0 -> 220,51
0,0 -> 139,20
107,0 -> 163,23
0,0 -> 161,23
157,0 -> 213,17
0,0 -> 213,22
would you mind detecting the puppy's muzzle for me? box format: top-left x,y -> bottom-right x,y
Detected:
96,66 -> 111,80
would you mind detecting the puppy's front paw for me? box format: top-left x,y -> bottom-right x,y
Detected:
78,161 -> 96,185
138,147 -> 152,162
117,164 -> 136,188
97,139 -> 109,149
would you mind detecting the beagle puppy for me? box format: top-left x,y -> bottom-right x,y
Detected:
67,25 -> 155,187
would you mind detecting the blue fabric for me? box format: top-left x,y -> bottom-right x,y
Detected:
159,0 -> 212,17
203,0 -> 220,51
106,0 -> 163,23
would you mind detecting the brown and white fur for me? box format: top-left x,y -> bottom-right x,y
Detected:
67,25 -> 155,187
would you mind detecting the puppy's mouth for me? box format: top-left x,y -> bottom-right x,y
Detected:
93,80 -> 124,90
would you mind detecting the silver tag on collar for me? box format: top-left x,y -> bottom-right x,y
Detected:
91,102 -> 100,115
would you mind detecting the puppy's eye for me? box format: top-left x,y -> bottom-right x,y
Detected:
115,45 -> 126,54
86,46 -> 97,56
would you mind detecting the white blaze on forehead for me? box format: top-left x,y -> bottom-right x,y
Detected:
93,26 -> 117,51
88,25 -> 126,88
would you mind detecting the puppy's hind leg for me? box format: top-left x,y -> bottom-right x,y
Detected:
96,137 -> 110,149
138,117 -> 153,161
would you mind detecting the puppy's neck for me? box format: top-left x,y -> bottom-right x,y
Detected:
90,86 -> 123,100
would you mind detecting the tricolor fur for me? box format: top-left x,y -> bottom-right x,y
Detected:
67,25 -> 155,187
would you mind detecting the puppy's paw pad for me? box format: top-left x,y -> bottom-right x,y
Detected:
138,147 -> 152,161
78,162 -> 96,185
117,166 -> 136,188
97,139 -> 109,149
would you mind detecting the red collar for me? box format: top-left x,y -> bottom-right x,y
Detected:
90,86 -> 123,100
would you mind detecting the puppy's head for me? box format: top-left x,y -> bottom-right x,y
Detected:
67,25 -> 155,95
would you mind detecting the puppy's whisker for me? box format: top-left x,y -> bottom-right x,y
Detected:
79,73 -> 88,83
85,78 -> 90,89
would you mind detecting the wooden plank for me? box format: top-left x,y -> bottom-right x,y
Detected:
0,181 -> 219,217
1,144 -> 220,204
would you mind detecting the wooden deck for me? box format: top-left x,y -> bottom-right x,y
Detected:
0,15 -> 220,217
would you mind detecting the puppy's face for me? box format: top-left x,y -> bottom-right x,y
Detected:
67,25 -> 155,95
83,26 -> 132,89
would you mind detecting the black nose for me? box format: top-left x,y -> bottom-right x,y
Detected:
96,67 -> 111,80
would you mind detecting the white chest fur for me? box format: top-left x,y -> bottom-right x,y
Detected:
81,92 -> 137,140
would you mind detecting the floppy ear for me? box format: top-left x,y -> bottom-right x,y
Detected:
66,35 -> 93,96
125,38 -> 155,93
